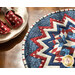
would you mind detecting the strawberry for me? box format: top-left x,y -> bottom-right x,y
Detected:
5,10 -> 23,28
0,20 -> 10,34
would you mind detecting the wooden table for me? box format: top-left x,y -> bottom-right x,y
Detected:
0,7 -> 75,68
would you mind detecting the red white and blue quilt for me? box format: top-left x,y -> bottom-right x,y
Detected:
22,9 -> 75,68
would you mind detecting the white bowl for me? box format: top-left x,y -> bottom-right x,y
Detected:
0,7 -> 28,43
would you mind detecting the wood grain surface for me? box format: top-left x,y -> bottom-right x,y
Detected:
0,7 -> 75,68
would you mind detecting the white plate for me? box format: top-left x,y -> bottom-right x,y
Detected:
0,7 -> 28,43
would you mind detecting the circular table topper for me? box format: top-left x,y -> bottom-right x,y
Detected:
22,9 -> 75,68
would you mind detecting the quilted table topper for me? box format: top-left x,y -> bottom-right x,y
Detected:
22,9 -> 75,68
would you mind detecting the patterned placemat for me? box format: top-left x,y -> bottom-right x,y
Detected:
22,9 -> 75,68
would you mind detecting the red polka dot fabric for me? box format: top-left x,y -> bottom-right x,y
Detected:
0,10 -> 23,35
5,10 -> 23,28
0,20 -> 10,34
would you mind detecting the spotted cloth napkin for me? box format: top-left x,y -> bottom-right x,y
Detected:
5,10 -> 23,28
